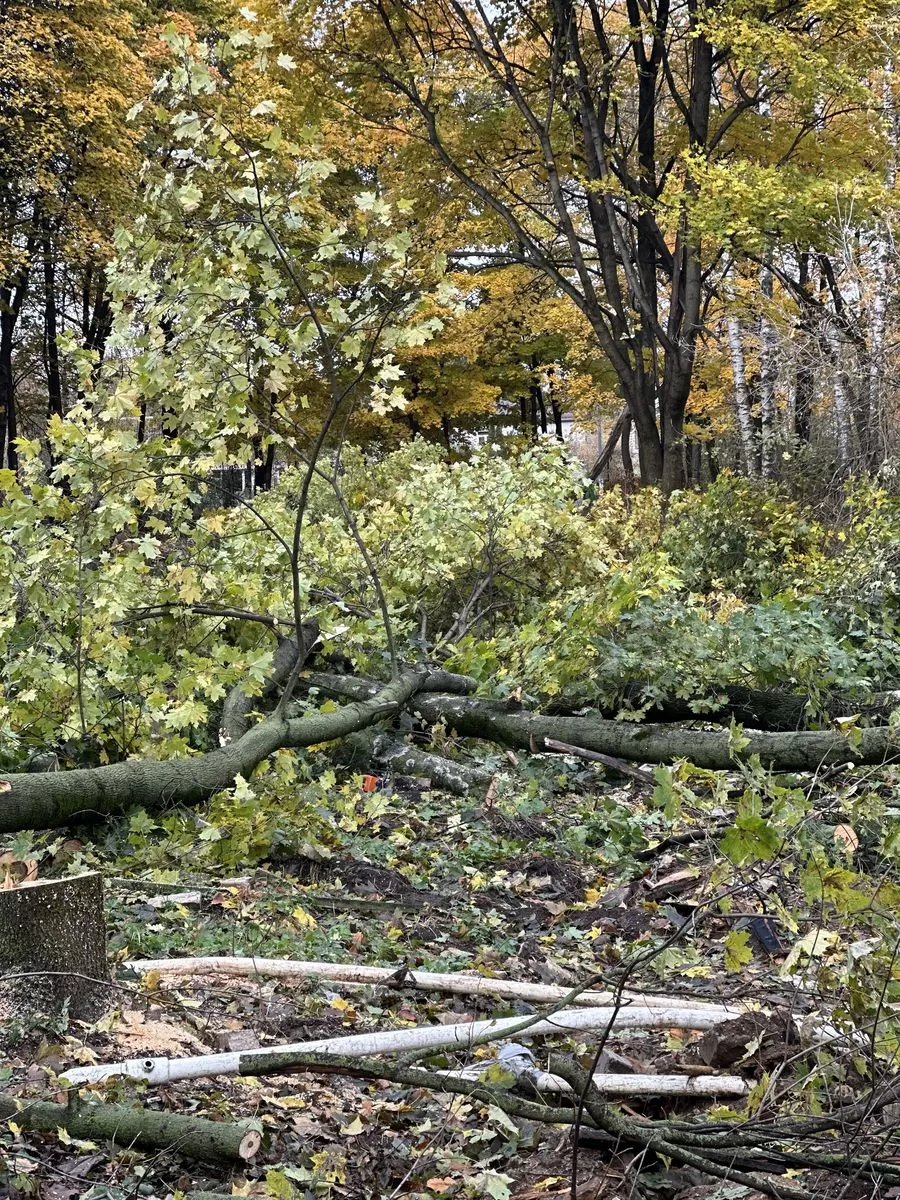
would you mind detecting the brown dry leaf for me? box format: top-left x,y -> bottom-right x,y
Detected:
425,1180 -> 456,1195
833,824 -> 859,853
0,780 -> 11,792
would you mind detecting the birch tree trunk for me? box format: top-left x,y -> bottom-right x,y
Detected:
727,316 -> 758,474
828,327 -> 853,472
867,61 -> 896,466
759,263 -> 778,479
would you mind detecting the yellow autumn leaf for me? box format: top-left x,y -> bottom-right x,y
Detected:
291,905 -> 317,929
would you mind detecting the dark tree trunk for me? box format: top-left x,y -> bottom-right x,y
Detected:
254,440 -> 276,491
794,252 -> 814,444
0,293 -> 14,472
42,222 -> 63,422
531,356 -> 548,433
548,367 -> 563,438
81,264 -> 113,363
0,254 -> 32,473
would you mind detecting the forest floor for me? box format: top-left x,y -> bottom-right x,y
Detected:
0,754 -> 876,1200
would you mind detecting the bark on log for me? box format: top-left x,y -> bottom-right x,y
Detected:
0,1094 -> 260,1161
0,872 -> 109,1018
410,693 -> 900,770
0,670 -> 475,834
336,729 -> 492,795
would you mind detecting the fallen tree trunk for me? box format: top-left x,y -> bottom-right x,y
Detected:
62,1002 -> 740,1086
306,674 -> 900,770
602,684 -> 900,733
0,1094 -> 261,1161
0,670 -> 474,834
122,955 -> 736,1015
4,660 -> 895,837
409,693 -> 900,771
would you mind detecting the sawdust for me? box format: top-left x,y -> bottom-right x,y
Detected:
110,1008 -> 209,1056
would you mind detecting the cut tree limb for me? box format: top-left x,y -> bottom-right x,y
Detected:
0,1094 -> 261,1161
61,1002 -> 742,1086
542,737 -> 655,784
122,955 -> 736,1015
0,670 -> 474,834
410,693 -> 900,770
334,729 -> 491,795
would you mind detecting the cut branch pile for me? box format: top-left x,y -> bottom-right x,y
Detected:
61,999 -> 740,1086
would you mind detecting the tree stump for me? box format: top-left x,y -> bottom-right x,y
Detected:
0,871 -> 110,1019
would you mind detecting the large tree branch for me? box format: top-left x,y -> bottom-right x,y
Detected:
0,670 -> 473,834
407,693 -> 900,771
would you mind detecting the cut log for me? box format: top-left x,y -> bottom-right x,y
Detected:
61,1002 -> 742,1086
0,871 -> 109,1018
458,1042 -> 750,1097
0,1094 -> 260,1161
122,955 -> 737,1016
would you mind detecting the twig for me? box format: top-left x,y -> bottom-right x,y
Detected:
542,736 -> 655,784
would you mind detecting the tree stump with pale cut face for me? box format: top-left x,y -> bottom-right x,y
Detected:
0,870 -> 110,1022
